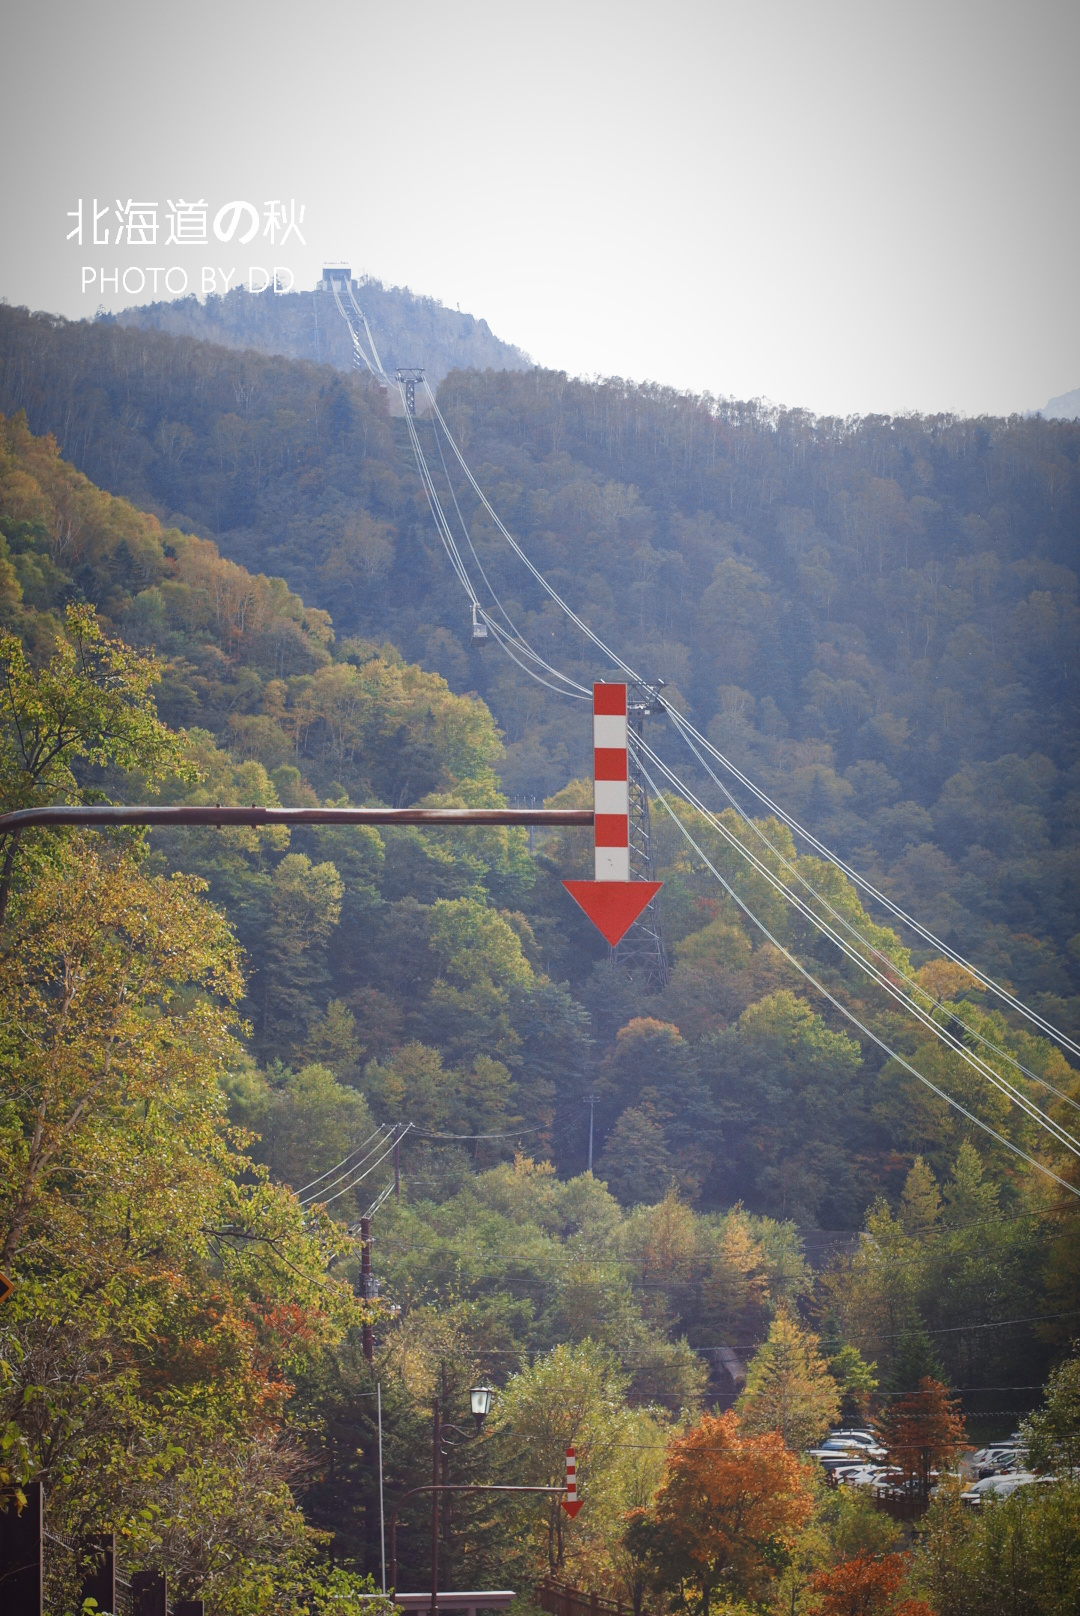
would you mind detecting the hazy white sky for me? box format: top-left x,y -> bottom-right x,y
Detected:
3,0 -> 1077,417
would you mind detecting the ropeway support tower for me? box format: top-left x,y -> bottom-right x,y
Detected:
614,684 -> 668,989
319,279 -> 1080,1205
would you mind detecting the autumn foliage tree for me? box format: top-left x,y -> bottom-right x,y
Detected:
625,1410 -> 813,1615
879,1378 -> 966,1503
809,1552 -> 930,1616
0,834 -> 373,1610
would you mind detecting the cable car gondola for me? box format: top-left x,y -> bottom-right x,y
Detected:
471,602 -> 489,644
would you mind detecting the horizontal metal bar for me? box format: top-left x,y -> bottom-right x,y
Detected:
395,1485 -> 565,1503
0,806 -> 594,834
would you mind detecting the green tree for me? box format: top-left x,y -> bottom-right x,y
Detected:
1023,1342 -> 1080,1473
913,1481 -> 1080,1616
738,1306 -> 840,1451
261,852 -> 344,1051
0,833 -> 368,1611
0,603 -> 183,920
491,1340 -> 631,1575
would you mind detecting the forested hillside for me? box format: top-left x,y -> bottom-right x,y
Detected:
2,301 -> 1079,1029
2,313 -> 1080,1608
110,278 -> 531,384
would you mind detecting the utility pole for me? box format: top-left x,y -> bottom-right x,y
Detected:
585,1095 -> 597,1172
378,1383 -> 386,1594
430,1398 -> 441,1616
360,1216 -> 374,1363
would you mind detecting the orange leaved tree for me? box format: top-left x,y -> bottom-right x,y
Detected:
808,1551 -> 930,1616
879,1377 -> 966,1503
624,1409 -> 813,1616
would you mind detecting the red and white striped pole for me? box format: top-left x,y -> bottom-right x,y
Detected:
563,683 -> 661,945
593,682 -> 630,881
561,1445 -> 582,1518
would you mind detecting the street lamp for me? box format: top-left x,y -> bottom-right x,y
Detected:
469,1386 -> 494,1430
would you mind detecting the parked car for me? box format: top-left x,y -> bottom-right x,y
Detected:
808,1436 -> 888,1469
836,1463 -> 889,1488
972,1445 -> 1024,1479
960,1472 -> 1051,1506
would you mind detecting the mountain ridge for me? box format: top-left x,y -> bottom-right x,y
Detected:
106,277 -> 531,385
1044,385 -> 1080,420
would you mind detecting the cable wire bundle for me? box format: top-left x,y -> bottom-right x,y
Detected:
324,291 -> 1080,1198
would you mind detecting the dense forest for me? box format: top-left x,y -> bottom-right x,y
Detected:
1,298 -> 1080,1614
2,299 -> 1079,1021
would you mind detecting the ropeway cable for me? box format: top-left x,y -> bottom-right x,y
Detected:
663,702 -> 1080,1063
632,748 -> 1080,1201
423,378 -> 641,685
397,379 -> 588,698
658,714 -> 1080,1118
426,409 -> 587,695
332,279 -> 379,375
410,382 -> 587,695
634,730 -> 1080,1154
420,372 -> 1080,1066
632,733 -> 1080,1159
346,282 -> 386,376
327,291 -> 1080,1076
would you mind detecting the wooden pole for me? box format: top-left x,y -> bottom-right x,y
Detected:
360,1215 -> 374,1362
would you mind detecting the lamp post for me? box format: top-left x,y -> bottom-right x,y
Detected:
469,1385 -> 494,1431
422,1388 -> 497,1613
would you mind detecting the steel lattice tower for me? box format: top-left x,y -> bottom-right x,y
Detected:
613,687 -> 669,989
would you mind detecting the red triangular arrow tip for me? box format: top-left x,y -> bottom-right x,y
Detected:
560,1498 -> 583,1517
562,881 -> 662,946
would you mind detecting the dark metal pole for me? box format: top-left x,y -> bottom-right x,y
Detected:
0,805 -> 593,835
394,1140 -> 401,1199
431,1398 -> 441,1615
587,1095 -> 596,1172
389,1484 -> 564,1593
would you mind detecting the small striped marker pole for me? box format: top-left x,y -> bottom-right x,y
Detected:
561,1446 -> 582,1518
563,683 -> 662,945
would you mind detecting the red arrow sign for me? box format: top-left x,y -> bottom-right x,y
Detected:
0,1272 -> 12,1305
561,683 -> 663,945
562,880 -> 662,946
561,1445 -> 582,1517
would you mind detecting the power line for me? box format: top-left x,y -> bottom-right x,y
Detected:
415,367 -> 1080,1068
296,1124 -> 389,1197
301,1125 -> 410,1209
298,1126 -> 400,1206
325,297 -> 1080,1157
409,1126 -> 549,1141
633,749 -> 1080,1201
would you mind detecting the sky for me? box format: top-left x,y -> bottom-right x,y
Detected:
2,0 -> 1078,419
